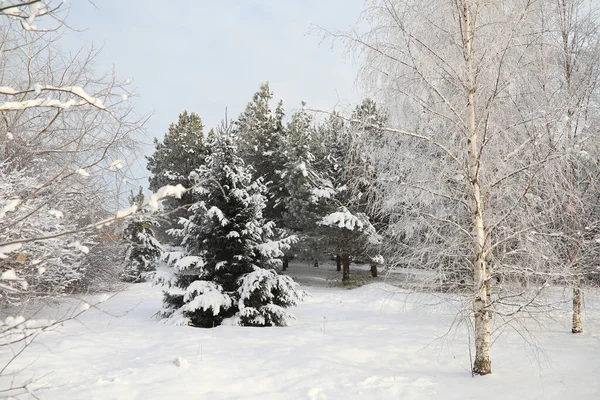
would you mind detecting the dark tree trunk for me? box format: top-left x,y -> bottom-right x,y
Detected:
282,256 -> 289,271
370,262 -> 378,278
342,254 -> 350,283
313,259 -> 319,268
336,254 -> 341,271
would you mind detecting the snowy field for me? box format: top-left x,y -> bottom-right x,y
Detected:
3,262 -> 600,399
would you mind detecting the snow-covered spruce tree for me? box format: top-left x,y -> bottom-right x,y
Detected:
147,111 -> 208,242
158,123 -> 304,328
281,106 -> 331,266
121,188 -> 163,282
236,83 -> 289,224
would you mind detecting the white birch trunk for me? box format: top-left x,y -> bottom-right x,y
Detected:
463,0 -> 492,375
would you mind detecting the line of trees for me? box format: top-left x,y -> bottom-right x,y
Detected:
143,83 -> 389,328
324,0 -> 600,375
2,0 -> 600,385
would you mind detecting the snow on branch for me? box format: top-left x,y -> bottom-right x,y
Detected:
182,281 -> 233,316
0,85 -> 107,111
0,0 -> 68,31
319,207 -> 366,231
0,183 -> 190,251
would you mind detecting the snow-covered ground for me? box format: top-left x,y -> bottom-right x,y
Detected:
2,262 -> 600,399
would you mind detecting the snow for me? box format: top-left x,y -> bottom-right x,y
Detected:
0,242 -> 22,254
75,168 -> 90,177
3,315 -> 25,328
0,269 -> 27,290
207,206 -> 228,226
48,209 -> 64,218
297,161 -> 308,177
173,356 -> 188,368
2,262 -> 600,399
182,281 -> 233,316
0,86 -> 17,95
68,241 -> 89,254
319,207 -> 365,231
310,187 -> 336,201
1,269 -> 20,281
109,159 -> 125,170
0,98 -> 76,111
65,86 -> 105,109
174,256 -> 205,271
256,240 -> 284,258
145,184 -> 186,210
0,85 -> 105,111
116,205 -> 138,219
0,198 -> 20,219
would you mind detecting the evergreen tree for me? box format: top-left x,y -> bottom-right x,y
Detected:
158,123 -> 305,328
146,111 -> 208,241
282,100 -> 386,282
281,106 -> 329,264
122,188 -> 163,282
236,83 -> 289,223
313,100 -> 386,282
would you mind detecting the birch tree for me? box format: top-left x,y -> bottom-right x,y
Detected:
328,0 -> 600,375
548,0 -> 600,334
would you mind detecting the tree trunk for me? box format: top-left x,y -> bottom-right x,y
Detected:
342,254 -> 350,283
282,256 -> 289,271
472,253 -> 492,375
336,254 -> 341,271
572,264 -> 583,333
464,0 -> 492,376
370,261 -> 378,277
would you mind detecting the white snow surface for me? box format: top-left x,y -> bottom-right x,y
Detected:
2,262 -> 600,399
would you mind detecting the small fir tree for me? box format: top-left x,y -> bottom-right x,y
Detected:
122,188 -> 163,282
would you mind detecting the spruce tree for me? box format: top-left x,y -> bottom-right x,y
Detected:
158,123 -> 304,328
282,100 -> 386,282
122,188 -> 163,282
236,83 -> 289,223
282,106 -> 329,263
312,100 -> 386,282
146,111 -> 208,241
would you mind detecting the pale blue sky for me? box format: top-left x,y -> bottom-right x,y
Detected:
63,1 -> 365,165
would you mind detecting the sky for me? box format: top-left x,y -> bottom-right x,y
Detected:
61,0 -> 366,181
